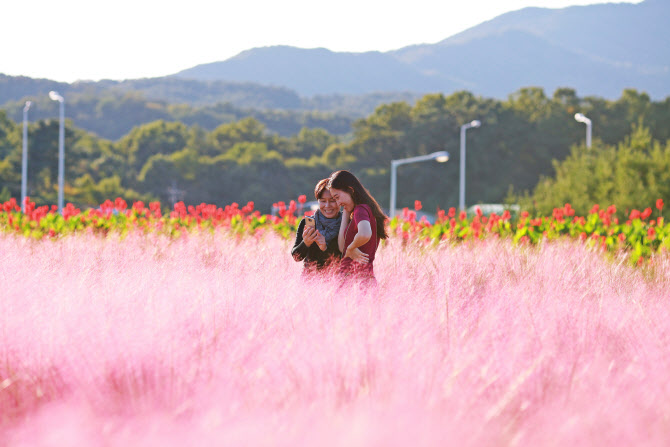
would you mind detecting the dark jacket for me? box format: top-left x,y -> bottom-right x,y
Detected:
291,218 -> 342,270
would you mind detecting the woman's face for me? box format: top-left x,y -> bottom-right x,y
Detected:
318,190 -> 339,218
329,188 -> 355,213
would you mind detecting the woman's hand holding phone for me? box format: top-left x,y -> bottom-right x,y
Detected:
303,226 -> 317,246
313,231 -> 326,251
303,216 -> 326,250
303,226 -> 326,251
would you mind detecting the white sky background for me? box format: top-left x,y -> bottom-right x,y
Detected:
1,0 -> 643,83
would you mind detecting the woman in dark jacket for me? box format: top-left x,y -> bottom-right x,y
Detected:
291,178 -> 342,272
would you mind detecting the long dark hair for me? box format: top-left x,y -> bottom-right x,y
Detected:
328,170 -> 389,239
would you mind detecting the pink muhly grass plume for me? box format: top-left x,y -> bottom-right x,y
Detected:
1,232 -> 669,446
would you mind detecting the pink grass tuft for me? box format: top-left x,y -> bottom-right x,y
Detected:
1,233 -> 669,446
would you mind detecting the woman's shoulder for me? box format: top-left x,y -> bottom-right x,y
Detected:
353,204 -> 374,220
355,204 -> 373,212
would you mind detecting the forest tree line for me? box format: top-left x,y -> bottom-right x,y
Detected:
1,87 -> 669,215
0,74 -> 422,139
1,91 -> 354,140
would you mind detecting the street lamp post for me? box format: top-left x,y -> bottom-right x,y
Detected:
49,91 -> 65,213
390,151 -> 449,218
574,113 -> 592,148
21,101 -> 32,213
459,120 -> 481,211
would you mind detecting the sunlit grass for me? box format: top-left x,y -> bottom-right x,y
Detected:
1,232 -> 669,445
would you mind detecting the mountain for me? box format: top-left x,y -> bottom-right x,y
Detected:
410,0 -> 669,69
175,0 -> 670,99
175,46 -> 455,96
390,28 -> 668,99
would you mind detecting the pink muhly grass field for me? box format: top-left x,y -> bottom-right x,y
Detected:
1,232 -> 670,446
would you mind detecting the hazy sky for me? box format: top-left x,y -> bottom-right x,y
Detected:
2,0 -> 642,83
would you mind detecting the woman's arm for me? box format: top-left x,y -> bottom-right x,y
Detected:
291,219 -> 309,262
344,220 -> 372,263
337,211 -> 350,253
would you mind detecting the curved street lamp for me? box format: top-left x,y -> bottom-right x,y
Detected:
49,91 -> 65,213
459,120 -> 481,211
574,112 -> 592,148
390,151 -> 449,218
21,101 -> 32,213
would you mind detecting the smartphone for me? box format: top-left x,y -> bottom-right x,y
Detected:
305,216 -> 315,227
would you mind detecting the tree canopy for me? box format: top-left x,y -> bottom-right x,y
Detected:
0,87 -> 668,214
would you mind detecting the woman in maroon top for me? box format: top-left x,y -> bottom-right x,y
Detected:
327,170 -> 389,287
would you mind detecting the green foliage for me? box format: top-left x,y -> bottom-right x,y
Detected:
524,123 -> 670,219
1,87 -> 354,141
1,87 -> 669,215
116,120 -> 189,183
285,127 -> 338,159
211,117 -> 267,152
0,110 -> 18,159
72,174 -> 154,206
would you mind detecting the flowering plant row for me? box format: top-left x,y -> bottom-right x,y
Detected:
0,197 -> 311,240
393,199 -> 667,265
1,196 -> 667,264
